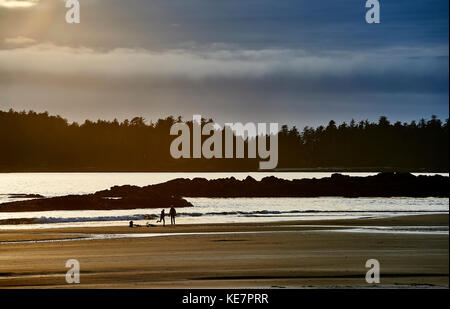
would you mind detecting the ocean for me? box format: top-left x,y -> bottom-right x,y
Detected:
0,172 -> 448,229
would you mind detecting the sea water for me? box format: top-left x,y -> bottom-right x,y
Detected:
0,172 -> 448,229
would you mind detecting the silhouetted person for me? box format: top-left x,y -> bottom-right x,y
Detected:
129,220 -> 134,228
157,209 -> 165,226
169,206 -> 177,225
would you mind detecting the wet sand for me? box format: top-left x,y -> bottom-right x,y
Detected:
0,214 -> 448,288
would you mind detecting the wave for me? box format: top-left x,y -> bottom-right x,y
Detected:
30,214 -> 159,224
1,209 -> 447,225
180,209 -> 446,216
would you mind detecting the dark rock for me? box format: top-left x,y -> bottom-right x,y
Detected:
0,173 -> 447,212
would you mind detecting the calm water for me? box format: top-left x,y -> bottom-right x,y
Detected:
0,172 -> 448,229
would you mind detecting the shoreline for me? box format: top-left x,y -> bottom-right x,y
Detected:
2,213 -> 447,233
1,211 -> 448,231
0,214 -> 448,288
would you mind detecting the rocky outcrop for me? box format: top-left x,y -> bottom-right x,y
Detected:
0,173 -> 447,212
0,188 -> 192,212
146,172 -> 448,198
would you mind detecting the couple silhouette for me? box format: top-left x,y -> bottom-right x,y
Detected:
157,206 -> 177,226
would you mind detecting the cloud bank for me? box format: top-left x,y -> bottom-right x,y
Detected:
0,0 -> 448,126
1,43 -> 447,93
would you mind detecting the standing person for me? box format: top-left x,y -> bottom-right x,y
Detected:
169,206 -> 177,225
157,209 -> 165,226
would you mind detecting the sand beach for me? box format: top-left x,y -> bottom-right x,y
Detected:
0,214 -> 447,289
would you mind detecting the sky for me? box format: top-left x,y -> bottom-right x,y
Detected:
0,0 -> 448,128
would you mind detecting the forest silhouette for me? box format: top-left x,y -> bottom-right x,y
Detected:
0,109 -> 448,172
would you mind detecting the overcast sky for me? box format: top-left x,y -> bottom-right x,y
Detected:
0,0 -> 448,127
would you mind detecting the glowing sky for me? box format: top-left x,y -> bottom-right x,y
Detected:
0,0 -> 39,8
0,0 -> 448,126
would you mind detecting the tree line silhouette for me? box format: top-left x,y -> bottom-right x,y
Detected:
0,109 -> 448,172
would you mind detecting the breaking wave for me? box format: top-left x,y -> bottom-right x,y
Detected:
2,209 -> 446,225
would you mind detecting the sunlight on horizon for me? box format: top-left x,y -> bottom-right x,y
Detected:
0,0 -> 39,8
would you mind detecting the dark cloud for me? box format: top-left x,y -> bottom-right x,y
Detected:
0,0 -> 448,126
